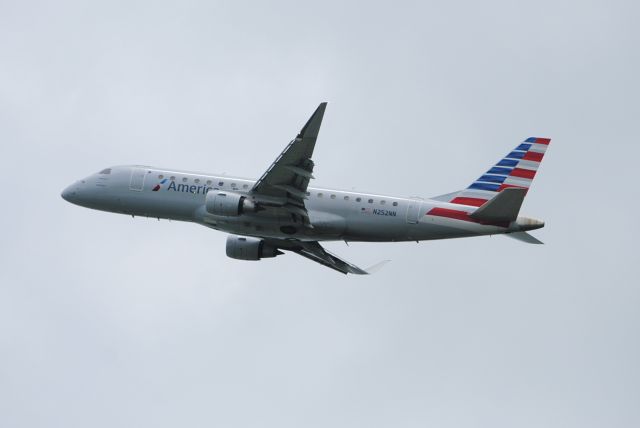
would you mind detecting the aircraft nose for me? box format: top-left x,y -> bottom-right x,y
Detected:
61,184 -> 77,202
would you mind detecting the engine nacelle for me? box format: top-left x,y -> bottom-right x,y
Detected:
205,191 -> 256,216
226,235 -> 283,261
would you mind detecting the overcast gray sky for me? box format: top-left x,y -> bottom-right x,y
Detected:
1,0 -> 639,427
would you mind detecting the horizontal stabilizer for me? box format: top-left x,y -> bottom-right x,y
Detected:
470,187 -> 527,222
505,231 -> 544,244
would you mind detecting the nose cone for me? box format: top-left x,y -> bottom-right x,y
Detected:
61,184 -> 77,203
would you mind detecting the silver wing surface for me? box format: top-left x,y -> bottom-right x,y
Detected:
250,102 -> 327,223
250,104 -> 385,275
266,239 -> 370,275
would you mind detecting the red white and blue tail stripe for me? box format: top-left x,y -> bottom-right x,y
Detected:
444,137 -> 551,207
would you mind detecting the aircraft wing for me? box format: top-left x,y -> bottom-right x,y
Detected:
250,103 -> 327,223
267,239 -> 373,275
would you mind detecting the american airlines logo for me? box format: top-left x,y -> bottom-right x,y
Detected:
152,178 -> 168,191
153,179 -> 212,195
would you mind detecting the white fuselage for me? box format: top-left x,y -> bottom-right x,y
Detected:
62,165 -> 543,243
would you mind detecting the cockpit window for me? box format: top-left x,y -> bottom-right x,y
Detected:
99,168 -> 112,175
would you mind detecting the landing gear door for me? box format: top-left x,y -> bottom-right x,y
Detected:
406,198 -> 423,224
129,167 -> 147,191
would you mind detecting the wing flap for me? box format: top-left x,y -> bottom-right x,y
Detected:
295,247 -> 368,275
249,103 -> 327,224
294,241 -> 369,275
251,103 -> 326,202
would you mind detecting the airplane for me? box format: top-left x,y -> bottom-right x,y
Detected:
61,103 -> 549,274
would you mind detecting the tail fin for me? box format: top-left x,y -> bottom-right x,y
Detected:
434,137 -> 551,207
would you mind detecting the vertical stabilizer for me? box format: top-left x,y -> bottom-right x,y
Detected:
435,137 -> 551,207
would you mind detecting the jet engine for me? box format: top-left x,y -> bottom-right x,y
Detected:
205,191 -> 257,216
226,235 -> 283,261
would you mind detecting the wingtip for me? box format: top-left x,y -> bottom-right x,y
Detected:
298,103 -> 328,139
365,260 -> 391,274
316,102 -> 328,114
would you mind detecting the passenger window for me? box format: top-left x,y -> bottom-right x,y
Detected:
393,201 -> 398,206
330,194 -> 336,199
356,197 -> 362,202
195,178 -> 200,184
170,176 -> 176,181
158,174 -> 164,179
218,181 -> 224,186
344,196 -> 350,201
318,193 -> 323,198
243,184 -> 249,189
231,183 -> 237,188
368,199 -> 373,204
182,177 -> 188,183
305,191 -> 310,196
206,180 -> 212,185
380,200 -> 386,205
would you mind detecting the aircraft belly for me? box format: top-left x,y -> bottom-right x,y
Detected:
194,205 -> 319,241
119,192 -> 508,243
121,192 -> 201,220
414,215 -> 507,240
343,209 -> 408,242
307,210 -> 346,236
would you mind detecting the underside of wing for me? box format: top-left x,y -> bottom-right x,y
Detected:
250,103 -> 327,224
267,239 -> 372,275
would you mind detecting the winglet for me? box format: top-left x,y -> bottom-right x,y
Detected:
365,260 -> 391,274
470,187 -> 527,222
297,102 -> 327,140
